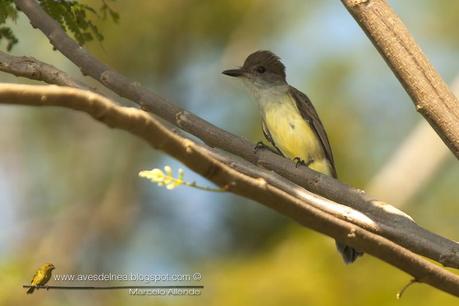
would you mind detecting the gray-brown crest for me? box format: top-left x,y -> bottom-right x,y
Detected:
242,50 -> 286,81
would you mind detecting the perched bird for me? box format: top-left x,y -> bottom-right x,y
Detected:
223,50 -> 363,263
26,263 -> 55,294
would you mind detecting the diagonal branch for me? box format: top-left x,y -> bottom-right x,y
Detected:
0,50 -> 89,90
2,82 -> 459,296
341,0 -> 459,158
11,0 -> 459,269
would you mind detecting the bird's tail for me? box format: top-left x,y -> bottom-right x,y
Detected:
26,286 -> 35,294
335,241 -> 363,264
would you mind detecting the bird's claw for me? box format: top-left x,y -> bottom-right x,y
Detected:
254,141 -> 270,153
293,157 -> 314,168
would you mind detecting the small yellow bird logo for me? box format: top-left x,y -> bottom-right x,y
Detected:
26,263 -> 55,294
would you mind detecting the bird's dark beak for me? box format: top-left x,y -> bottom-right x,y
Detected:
222,68 -> 243,77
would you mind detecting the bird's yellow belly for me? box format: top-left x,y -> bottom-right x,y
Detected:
263,99 -> 332,176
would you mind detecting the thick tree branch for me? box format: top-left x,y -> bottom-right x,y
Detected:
2,83 -> 459,296
341,0 -> 459,158
0,50 -> 89,90
11,0 -> 459,268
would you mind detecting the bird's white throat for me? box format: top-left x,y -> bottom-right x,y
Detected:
241,79 -> 290,111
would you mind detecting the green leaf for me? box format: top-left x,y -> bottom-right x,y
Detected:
0,0 -> 17,50
0,26 -> 18,51
0,0 -> 118,50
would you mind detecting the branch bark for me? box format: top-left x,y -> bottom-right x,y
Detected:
0,50 -> 89,90
11,0 -> 459,268
2,83 -> 459,296
341,0 -> 459,159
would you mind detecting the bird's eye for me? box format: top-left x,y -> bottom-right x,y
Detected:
256,66 -> 266,73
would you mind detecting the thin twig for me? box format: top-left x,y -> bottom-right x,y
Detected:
186,181 -> 226,192
23,285 -> 203,290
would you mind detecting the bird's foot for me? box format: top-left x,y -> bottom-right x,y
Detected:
293,157 -> 314,168
254,141 -> 274,154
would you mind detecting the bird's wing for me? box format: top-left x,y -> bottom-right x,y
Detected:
289,86 -> 337,178
41,270 -> 52,285
262,120 -> 284,157
30,271 -> 39,284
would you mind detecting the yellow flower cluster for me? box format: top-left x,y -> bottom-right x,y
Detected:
139,165 -> 226,192
139,166 -> 184,190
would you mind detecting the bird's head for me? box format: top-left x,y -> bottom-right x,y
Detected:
44,263 -> 55,271
222,50 -> 286,89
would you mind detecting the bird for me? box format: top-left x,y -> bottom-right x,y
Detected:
223,50 -> 363,263
26,263 -> 55,294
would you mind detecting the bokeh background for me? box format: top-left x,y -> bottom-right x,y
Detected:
1,0 -> 458,305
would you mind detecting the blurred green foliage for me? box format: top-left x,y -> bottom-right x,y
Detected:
0,0 -> 17,50
0,0 -> 117,49
91,0 -> 309,78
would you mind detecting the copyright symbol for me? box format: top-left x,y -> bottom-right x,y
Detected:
192,272 -> 202,281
